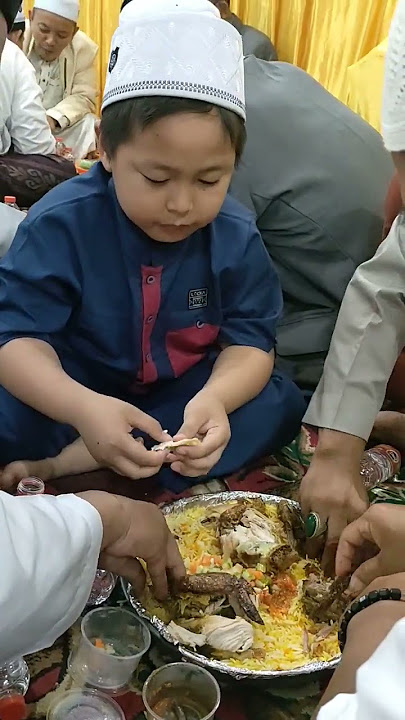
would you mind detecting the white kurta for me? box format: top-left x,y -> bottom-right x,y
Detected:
0,40 -> 55,156
0,492 -> 102,664
30,49 -> 96,159
305,215 -> 405,440
319,617 -> 405,719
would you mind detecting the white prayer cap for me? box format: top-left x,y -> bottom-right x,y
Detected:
33,0 -> 79,22
102,0 -> 245,120
382,0 -> 405,151
13,5 -> 25,23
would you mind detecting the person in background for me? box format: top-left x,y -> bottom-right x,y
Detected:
230,58 -> 392,395
316,504 -> 405,718
7,3 -> 24,49
0,0 -> 305,494
0,2 -> 75,209
0,489 -> 184,665
300,0 -> 405,568
24,0 -> 98,159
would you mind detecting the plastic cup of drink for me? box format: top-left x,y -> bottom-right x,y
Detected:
16,477 -> 45,496
69,607 -> 151,692
142,663 -> 221,720
47,688 -> 125,720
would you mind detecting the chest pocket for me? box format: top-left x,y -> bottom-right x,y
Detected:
165,311 -> 220,378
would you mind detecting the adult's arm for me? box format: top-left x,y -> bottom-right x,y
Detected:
8,43 -> 55,155
318,607 -> 405,719
0,491 -> 102,663
305,216 -> 405,441
47,37 -> 98,129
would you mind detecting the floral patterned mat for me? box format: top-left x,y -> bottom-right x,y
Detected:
25,425 -> 405,719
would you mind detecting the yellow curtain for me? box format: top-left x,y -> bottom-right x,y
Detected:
231,0 -> 396,105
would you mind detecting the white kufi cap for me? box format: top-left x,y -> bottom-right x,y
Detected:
102,0 -> 245,120
33,0 -> 79,22
382,0 -> 405,151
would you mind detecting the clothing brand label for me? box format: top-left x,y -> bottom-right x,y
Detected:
188,288 -> 208,309
109,47 -> 119,73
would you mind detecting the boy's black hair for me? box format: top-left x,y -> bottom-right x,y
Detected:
100,96 -> 246,165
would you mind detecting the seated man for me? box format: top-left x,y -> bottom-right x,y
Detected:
300,0 -> 405,564
230,57 -> 393,394
0,28 -> 76,207
7,3 -> 24,48
24,0 -> 98,159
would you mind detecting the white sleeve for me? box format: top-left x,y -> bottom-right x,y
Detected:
319,617 -> 405,720
8,46 -> 56,155
0,204 -> 25,258
0,492 -> 102,664
305,217 -> 405,440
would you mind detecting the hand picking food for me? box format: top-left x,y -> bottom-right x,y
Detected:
152,438 -> 201,452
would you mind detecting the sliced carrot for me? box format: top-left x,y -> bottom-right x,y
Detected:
189,561 -> 198,574
252,570 -> 264,580
214,556 -> 222,566
94,638 -> 105,649
201,555 -> 211,567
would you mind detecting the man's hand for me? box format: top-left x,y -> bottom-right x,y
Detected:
74,394 -> 169,479
300,451 -> 368,573
336,504 -> 405,594
47,116 -> 58,133
78,492 -> 185,600
168,389 -> 231,477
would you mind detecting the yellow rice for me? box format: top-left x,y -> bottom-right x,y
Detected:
154,504 -> 340,672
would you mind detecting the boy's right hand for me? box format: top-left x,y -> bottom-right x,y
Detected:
74,394 -> 169,479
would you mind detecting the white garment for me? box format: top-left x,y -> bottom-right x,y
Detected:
0,40 -> 55,156
56,112 -> 96,158
305,216 -> 405,440
381,0 -> 405,151
319,617 -> 405,720
103,0 -> 245,120
0,491 -> 102,664
30,52 -> 64,111
34,0 -> 79,22
0,204 -> 25,258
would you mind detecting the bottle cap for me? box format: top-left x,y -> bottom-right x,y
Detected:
0,693 -> 27,720
3,196 -> 16,204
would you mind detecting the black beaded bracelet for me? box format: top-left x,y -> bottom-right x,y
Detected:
338,587 -> 405,652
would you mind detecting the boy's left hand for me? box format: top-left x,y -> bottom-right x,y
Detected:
168,390 -> 231,477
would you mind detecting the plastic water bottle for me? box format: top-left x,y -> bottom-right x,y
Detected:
0,659 -> 30,720
3,196 -> 20,210
16,477 -> 45,496
360,444 -> 401,490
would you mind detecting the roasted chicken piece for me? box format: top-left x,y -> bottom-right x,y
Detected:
174,573 -> 264,625
216,499 -> 267,534
277,500 -> 306,554
167,621 -> 207,650
201,616 -> 253,653
302,575 -> 351,624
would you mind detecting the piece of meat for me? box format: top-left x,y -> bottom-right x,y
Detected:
201,616 -> 254,653
277,501 -> 306,553
174,573 -> 264,625
266,544 -> 300,575
302,576 -> 351,624
167,621 -> 207,650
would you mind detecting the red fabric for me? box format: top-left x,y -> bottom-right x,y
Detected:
137,266 -> 162,384
165,323 -> 219,376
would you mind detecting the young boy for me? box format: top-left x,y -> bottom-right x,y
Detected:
0,0 -> 305,494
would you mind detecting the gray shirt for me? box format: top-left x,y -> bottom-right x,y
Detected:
230,58 -> 393,391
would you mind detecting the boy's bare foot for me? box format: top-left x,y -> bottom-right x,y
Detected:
0,458 -> 55,490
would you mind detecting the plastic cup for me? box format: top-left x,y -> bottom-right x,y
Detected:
142,663 -> 221,720
47,688 -> 125,720
69,607 -> 151,692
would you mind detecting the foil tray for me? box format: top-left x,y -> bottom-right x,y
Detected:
123,491 -> 340,680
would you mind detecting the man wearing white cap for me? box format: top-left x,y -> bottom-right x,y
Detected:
299,0 -> 405,570
24,0 -> 98,159
0,0 -> 304,492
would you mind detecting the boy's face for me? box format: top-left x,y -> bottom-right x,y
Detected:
29,9 -> 76,62
99,110 -> 236,243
